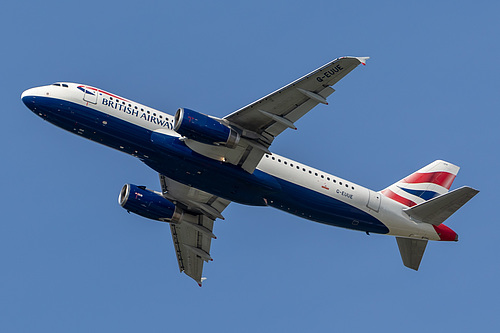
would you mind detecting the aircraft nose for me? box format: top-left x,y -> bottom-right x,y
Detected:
21,87 -> 45,111
21,88 -> 36,105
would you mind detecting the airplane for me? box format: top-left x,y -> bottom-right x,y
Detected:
21,56 -> 479,286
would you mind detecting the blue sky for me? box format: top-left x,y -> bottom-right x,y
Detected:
2,0 -> 499,331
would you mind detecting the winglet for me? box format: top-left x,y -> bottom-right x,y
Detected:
356,56 -> 370,65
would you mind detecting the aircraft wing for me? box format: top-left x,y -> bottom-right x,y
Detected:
225,56 -> 368,137
182,57 -> 368,173
159,174 -> 231,286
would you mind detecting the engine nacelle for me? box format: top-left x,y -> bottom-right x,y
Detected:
174,108 -> 240,148
118,184 -> 183,223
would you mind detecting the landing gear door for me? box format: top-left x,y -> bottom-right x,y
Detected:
83,86 -> 98,104
367,190 -> 381,212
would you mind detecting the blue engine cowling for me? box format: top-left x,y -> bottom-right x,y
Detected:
174,108 -> 240,148
118,184 -> 183,222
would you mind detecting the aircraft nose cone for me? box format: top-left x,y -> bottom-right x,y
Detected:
21,87 -> 36,99
21,88 -> 35,105
21,87 -> 42,111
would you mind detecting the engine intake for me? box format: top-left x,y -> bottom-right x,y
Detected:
174,108 -> 240,148
118,184 -> 183,223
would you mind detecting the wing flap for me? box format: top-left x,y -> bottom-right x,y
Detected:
160,174 -> 230,216
170,57 -> 367,174
171,213 -> 216,284
263,86 -> 336,136
181,56 -> 367,174
225,57 -> 367,138
160,174 -> 230,286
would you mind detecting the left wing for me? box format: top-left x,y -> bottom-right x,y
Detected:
159,174 -> 230,286
183,56 -> 368,173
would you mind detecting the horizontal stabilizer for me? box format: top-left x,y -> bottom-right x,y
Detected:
396,237 -> 428,271
403,186 -> 479,225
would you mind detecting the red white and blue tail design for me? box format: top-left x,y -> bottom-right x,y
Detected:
381,160 -> 459,207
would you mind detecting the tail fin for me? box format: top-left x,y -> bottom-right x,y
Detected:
381,160 -> 460,207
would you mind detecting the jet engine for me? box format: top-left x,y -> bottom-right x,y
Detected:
174,108 -> 240,148
118,184 -> 183,223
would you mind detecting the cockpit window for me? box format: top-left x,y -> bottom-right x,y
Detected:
52,83 -> 69,88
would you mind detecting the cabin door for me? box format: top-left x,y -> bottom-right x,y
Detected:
83,86 -> 98,104
367,190 -> 381,212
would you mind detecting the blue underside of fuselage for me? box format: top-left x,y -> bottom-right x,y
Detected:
22,96 -> 389,234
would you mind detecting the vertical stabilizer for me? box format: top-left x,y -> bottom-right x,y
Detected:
382,160 -> 460,207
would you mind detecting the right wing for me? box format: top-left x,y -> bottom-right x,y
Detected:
159,174 -> 230,286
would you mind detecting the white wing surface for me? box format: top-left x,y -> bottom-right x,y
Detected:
159,174 -> 231,286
